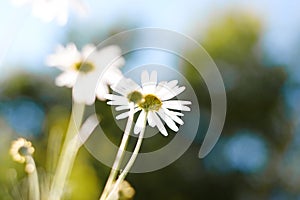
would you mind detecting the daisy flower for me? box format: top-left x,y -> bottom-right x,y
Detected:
106,70 -> 191,136
11,0 -> 87,26
46,43 -> 125,105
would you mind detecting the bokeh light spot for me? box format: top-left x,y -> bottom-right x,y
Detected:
1,99 -> 45,137
224,131 -> 269,173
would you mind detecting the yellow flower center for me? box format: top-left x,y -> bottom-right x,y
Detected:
139,94 -> 162,111
74,62 -> 94,73
127,91 -> 162,111
127,91 -> 143,104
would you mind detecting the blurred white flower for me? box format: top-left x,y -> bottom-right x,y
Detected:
46,43 -> 125,105
10,138 -> 35,163
11,0 -> 88,26
106,70 -> 191,136
107,180 -> 135,200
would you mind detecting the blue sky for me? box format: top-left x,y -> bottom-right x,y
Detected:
0,0 -> 299,78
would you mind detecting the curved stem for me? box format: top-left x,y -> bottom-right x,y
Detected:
26,156 -> 40,200
99,104 -> 135,200
49,103 -> 85,200
106,111 -> 148,200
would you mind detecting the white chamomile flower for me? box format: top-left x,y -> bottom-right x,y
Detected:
106,70 -> 191,136
11,0 -> 87,26
46,43 -> 125,105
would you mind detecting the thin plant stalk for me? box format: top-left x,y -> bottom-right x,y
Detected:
26,156 -> 40,200
49,103 -> 85,200
106,111 -> 148,200
99,103 -> 135,200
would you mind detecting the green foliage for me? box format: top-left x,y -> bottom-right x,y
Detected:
203,13 -> 261,64
67,150 -> 100,200
182,12 -> 293,199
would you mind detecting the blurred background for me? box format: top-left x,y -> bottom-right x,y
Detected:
1,0 -> 300,199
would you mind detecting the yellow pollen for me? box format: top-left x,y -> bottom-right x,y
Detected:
139,94 -> 162,111
74,62 -> 94,73
127,91 -> 143,104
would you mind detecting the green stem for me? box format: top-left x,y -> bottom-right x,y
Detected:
99,104 -> 135,200
49,103 -> 85,200
106,111 -> 148,200
26,156 -> 40,200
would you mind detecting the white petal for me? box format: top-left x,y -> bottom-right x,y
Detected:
134,107 -> 142,113
150,112 -> 168,136
90,45 -> 124,71
105,94 -> 127,101
150,71 -> 157,84
112,56 -> 125,69
104,68 -> 124,86
134,110 -> 146,134
162,108 -> 184,125
116,111 -> 130,120
72,73 -> 99,105
96,82 -> 109,101
115,105 -> 130,111
147,111 -> 156,127
156,80 -> 186,100
141,70 -> 150,86
160,86 -> 186,101
81,44 -> 96,58
157,109 -> 179,132
105,94 -> 118,100
46,43 -> 81,70
155,81 -> 168,91
111,78 -> 141,96
107,98 -> 129,106
116,107 -> 141,120
141,71 -> 157,93
164,109 -> 184,116
143,83 -> 156,94
162,100 -> 191,111
155,82 -> 173,99
167,80 -> 178,88
126,79 -> 142,92
168,114 -> 184,125
156,80 -> 178,94
156,81 -> 167,89
55,71 -> 78,87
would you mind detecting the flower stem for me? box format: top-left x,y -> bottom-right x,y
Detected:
26,156 -> 40,200
49,103 -> 85,200
99,103 -> 135,200
106,112 -> 148,200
